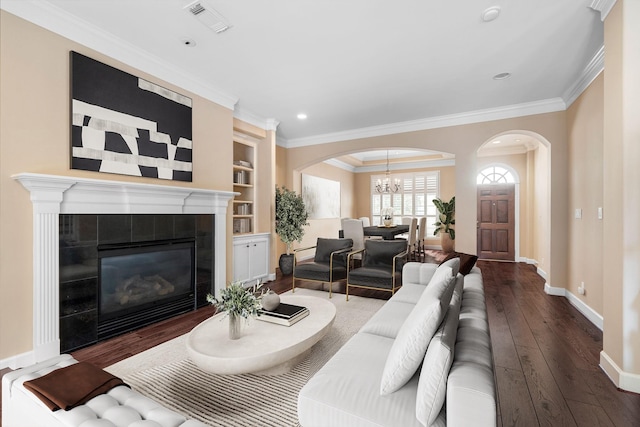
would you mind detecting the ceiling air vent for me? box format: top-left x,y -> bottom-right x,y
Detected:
183,0 -> 232,33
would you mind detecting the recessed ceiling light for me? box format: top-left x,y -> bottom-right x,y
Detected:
515,138 -> 521,142
492,140 -> 502,144
493,72 -> 511,80
181,38 -> 197,47
297,113 -> 307,120
482,6 -> 501,22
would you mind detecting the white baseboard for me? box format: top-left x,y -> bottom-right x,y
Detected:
518,257 -> 537,265
565,290 -> 604,330
544,282 -> 564,296
537,267 -> 548,281
0,350 -> 35,370
543,283 -> 603,330
600,350 -> 640,393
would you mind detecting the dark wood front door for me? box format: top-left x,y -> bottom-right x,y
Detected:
477,184 -> 515,261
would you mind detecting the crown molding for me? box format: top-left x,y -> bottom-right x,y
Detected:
233,106 -> 279,131
323,158 -> 356,172
564,45 -> 604,107
589,0 -> 617,21
283,98 -> 566,148
1,0 -> 238,109
356,158 -> 456,173
324,157 -> 456,173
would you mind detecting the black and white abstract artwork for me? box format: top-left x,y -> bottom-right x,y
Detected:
71,51 -> 193,181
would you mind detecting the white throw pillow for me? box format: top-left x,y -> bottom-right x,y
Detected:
380,266 -> 456,395
439,257 -> 460,277
416,299 -> 461,426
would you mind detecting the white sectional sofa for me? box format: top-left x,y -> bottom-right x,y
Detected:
298,260 -> 496,427
2,354 -> 207,427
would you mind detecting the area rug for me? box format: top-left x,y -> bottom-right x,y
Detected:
105,288 -> 385,427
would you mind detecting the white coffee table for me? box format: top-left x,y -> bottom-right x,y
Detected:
186,295 -> 336,375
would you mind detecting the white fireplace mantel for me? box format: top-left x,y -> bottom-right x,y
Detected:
13,173 -> 236,365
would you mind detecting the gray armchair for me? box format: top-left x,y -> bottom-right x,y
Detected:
346,239 -> 408,300
293,238 -> 353,298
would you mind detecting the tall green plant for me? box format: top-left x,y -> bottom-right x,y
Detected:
433,196 -> 455,240
275,186 -> 309,254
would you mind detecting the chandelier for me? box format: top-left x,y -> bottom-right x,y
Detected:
375,151 -> 401,193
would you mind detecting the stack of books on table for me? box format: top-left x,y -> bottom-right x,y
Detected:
257,303 -> 309,326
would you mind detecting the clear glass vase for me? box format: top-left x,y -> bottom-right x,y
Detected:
228,313 -> 242,340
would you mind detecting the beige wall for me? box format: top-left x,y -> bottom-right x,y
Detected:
603,2 -> 625,373
0,11 -> 236,360
532,143 -> 551,276
601,0 -> 640,386
567,73 -> 604,314
295,162 -> 356,259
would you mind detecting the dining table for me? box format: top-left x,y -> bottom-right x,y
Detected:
362,224 -> 410,240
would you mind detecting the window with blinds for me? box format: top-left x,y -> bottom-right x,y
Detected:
371,172 -> 439,236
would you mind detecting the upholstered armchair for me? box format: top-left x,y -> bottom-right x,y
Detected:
346,239 -> 408,300
293,238 -> 354,298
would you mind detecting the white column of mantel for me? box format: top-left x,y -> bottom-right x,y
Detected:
14,177 -> 74,362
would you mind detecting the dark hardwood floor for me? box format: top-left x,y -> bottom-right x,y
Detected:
3,258 -> 640,426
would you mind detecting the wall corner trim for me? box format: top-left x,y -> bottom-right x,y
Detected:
600,350 -> 640,394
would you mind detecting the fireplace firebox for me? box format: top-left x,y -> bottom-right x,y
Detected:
59,213 -> 215,353
97,239 -> 195,340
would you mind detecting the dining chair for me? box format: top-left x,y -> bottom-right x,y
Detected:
417,216 -> 427,260
407,217 -> 418,260
358,216 -> 371,227
341,219 -> 365,264
397,216 -> 413,239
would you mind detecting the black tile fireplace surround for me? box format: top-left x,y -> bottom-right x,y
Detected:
59,214 -> 214,353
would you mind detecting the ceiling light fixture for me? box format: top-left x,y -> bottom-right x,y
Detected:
482,6 -> 501,22
297,113 -> 307,120
493,72 -> 512,80
375,151 -> 401,194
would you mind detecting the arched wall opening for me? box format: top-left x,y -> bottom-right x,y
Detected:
476,131 -> 552,277
276,112 -> 567,290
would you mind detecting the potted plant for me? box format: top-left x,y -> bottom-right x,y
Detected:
206,281 -> 262,339
275,185 -> 309,275
433,196 -> 455,253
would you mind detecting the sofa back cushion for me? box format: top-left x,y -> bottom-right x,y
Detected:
379,265 -> 456,395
